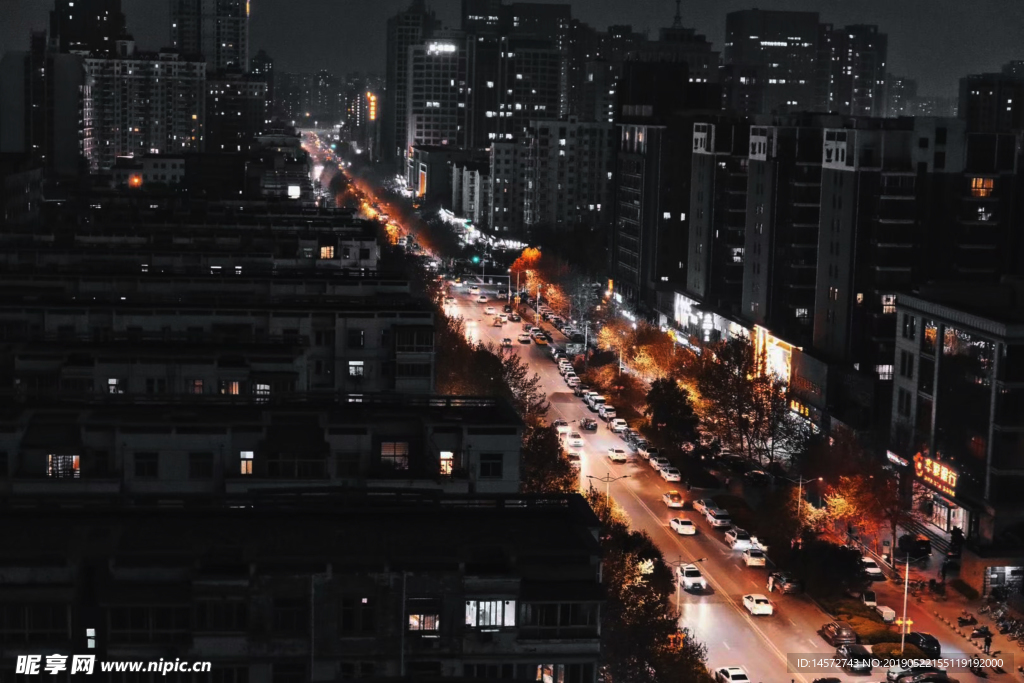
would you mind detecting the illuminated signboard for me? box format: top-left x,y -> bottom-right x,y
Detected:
887,450 -> 909,467
913,453 -> 958,497
427,43 -> 457,54
366,92 -> 377,121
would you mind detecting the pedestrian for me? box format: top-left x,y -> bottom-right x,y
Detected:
767,575 -> 775,592
940,564 -> 947,582
686,481 -> 692,492
984,632 -> 992,654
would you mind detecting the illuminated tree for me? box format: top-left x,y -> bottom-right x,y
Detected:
519,425 -> 577,494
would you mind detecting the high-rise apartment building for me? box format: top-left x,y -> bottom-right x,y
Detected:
205,72 -> 267,152
169,0 -> 249,72
885,75 -> 917,117
405,33 -> 469,159
0,32 -> 94,175
958,69 -> 1024,133
49,0 -> 128,54
828,25 -> 888,117
723,9 -> 821,116
250,48 -> 274,106
84,40 -> 206,170
384,0 -> 438,168
686,118 -> 751,313
522,117 -> 615,232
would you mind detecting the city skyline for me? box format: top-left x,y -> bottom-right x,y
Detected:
2,0 -> 1023,94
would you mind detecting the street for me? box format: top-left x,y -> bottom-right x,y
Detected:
448,277 -> 992,683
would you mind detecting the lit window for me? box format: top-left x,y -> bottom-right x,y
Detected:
465,599 -> 516,629
348,360 -> 364,377
320,245 -> 335,259
107,378 -> 123,394
381,442 -> 410,470
240,451 -> 254,475
971,177 -> 993,198
48,454 -> 80,479
190,379 -> 204,395
876,364 -> 893,381
408,614 -> 440,631
440,451 -> 454,476
254,383 -> 270,401
881,294 -> 896,314
220,380 -> 240,395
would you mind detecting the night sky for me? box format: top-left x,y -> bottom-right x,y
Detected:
3,0 -> 1022,96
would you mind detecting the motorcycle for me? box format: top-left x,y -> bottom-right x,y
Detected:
971,625 -> 992,639
958,612 -> 977,627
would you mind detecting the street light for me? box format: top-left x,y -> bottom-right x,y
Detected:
587,473 -> 629,498
899,552 -> 928,653
778,476 -> 822,530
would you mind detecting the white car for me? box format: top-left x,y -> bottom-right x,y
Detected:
661,467 -> 682,482
609,418 -> 628,433
484,306 -> 496,315
469,285 -> 480,293
566,450 -> 582,469
566,377 -> 581,388
691,499 -> 713,515
677,563 -> 708,591
714,667 -> 750,683
607,448 -> 628,462
567,432 -> 584,449
662,491 -> 685,508
650,456 -> 671,471
862,556 -> 884,579
706,509 -> 732,527
476,295 -> 488,303
743,548 -> 767,567
742,594 -> 773,616
669,517 -> 697,535
724,528 -> 753,550
517,333 -> 532,343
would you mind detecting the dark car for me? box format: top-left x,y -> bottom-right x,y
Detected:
509,313 -> 521,322
813,679 -> 842,683
503,304 -> 513,313
821,620 -> 857,646
768,571 -> 803,594
906,632 -> 941,658
836,644 -> 873,673
574,384 -> 590,397
745,470 -> 772,487
898,534 -> 932,557
579,418 -> 598,431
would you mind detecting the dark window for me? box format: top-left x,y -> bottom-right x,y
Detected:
936,127 -> 947,145
397,363 -> 432,378
134,452 -> 158,479
194,600 -> 248,632
918,137 -> 929,149
897,389 -> 911,418
0,451 -> 7,478
480,453 -> 504,479
271,598 -> 308,635
359,248 -> 371,260
347,329 -> 365,349
188,452 -> 214,479
272,661 -> 306,683
339,597 -> 376,634
314,330 -> 335,346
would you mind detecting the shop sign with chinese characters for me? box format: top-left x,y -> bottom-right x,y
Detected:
913,453 -> 958,497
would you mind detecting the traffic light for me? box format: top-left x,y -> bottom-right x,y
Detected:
471,256 -> 481,264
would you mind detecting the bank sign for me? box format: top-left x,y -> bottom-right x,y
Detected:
913,453 -> 958,497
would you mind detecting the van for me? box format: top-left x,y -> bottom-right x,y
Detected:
599,405 -> 617,420
898,534 -> 932,556
590,395 -> 607,412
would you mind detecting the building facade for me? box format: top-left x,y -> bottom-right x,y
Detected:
384,0 -> 439,168
84,41 -> 206,170
169,0 -> 249,72
0,493 -> 599,680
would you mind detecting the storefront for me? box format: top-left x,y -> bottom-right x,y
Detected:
911,453 -> 973,541
929,493 -> 968,534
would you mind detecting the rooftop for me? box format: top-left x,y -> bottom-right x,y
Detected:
901,279 -> 1024,330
